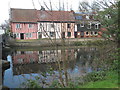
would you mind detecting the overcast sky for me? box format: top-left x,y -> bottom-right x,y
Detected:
0,0 -> 93,25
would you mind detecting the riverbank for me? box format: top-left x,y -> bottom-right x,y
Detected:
8,38 -> 105,47
77,70 -> 118,88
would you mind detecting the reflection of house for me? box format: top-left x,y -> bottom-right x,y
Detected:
74,12 -> 101,38
12,49 -> 75,65
38,49 -> 76,64
12,51 -> 39,65
38,50 -> 62,63
12,49 -> 76,75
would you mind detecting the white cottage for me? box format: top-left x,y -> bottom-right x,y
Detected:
37,10 -> 75,39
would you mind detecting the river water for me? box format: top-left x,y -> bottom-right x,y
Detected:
3,46 -> 102,88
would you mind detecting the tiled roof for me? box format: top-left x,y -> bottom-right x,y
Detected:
38,10 -> 75,22
10,8 -> 75,22
10,8 -> 38,22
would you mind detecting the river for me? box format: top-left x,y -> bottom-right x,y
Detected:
2,46 -> 103,88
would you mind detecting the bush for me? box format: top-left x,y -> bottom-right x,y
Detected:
83,71 -> 107,82
74,41 -> 83,46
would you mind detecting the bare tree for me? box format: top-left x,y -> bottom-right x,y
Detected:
0,20 -> 10,34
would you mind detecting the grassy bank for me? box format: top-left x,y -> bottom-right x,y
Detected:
10,38 -> 107,47
77,71 -> 118,88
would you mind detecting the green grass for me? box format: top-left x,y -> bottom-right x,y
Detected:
77,71 -> 119,88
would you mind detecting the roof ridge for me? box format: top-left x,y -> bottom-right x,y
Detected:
11,8 -> 36,10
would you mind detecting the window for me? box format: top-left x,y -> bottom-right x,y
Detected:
67,24 -> 71,28
90,31 -> 93,35
16,24 -> 21,28
87,23 -> 91,29
86,32 -> 89,36
28,24 -> 33,28
94,31 -> 98,35
21,51 -> 25,54
105,14 -> 111,19
77,24 -> 80,31
50,32 -> 55,37
86,15 -> 89,19
67,32 -> 71,37
80,23 -> 84,27
16,33 -> 19,38
29,33 -> 32,37
51,24 -> 55,28
17,59 -> 23,63
26,33 -> 32,38
95,24 -> 99,29
26,33 -> 29,38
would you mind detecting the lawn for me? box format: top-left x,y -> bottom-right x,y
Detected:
77,71 -> 119,88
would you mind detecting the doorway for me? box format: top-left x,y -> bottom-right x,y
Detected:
62,32 -> 65,38
74,32 -> 77,38
20,33 -> 24,39
38,32 -> 42,39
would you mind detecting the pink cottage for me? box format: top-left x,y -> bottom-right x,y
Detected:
10,8 -> 38,39
10,8 -> 75,40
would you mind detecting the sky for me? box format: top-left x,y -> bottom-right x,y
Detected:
0,0 -> 94,25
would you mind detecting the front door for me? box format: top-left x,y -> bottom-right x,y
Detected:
20,33 -> 24,39
38,32 -> 42,39
74,32 -> 77,38
62,32 -> 65,39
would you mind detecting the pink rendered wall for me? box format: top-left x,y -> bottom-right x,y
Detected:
13,51 -> 39,65
11,23 -> 38,39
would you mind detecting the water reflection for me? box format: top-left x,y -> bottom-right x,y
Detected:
3,47 -> 100,88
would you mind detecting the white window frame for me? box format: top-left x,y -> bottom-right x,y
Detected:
29,33 -> 32,37
94,31 -> 98,36
86,31 -> 89,36
78,33 -> 80,35
87,23 -> 91,29
26,33 -> 32,38
16,33 -> 19,38
50,32 -> 55,37
51,24 -> 55,28
80,23 -> 84,27
26,33 -> 29,38
95,24 -> 99,29
16,24 -> 21,29
86,15 -> 89,19
90,31 -> 93,36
